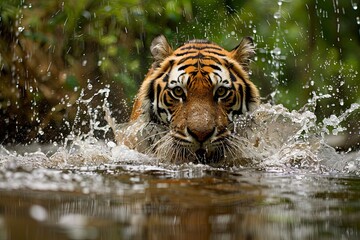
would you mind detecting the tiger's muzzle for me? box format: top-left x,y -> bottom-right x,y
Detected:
171,94 -> 230,163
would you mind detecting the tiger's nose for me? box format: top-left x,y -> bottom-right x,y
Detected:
187,126 -> 215,143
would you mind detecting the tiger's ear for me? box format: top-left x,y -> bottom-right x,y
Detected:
230,37 -> 255,72
150,35 -> 173,68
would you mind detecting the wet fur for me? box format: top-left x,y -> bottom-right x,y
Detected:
116,35 -> 260,164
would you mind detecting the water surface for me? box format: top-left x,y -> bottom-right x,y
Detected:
1,162 -> 360,240
1,103 -> 360,240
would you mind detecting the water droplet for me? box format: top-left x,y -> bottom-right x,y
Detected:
274,11 -> 281,19
104,5 -> 111,12
87,83 -> 93,90
352,2 -> 358,10
18,26 -> 24,32
82,60 -> 87,66
82,11 -> 91,19
107,141 -> 116,148
29,205 -> 48,222
97,60 -> 102,66
273,47 -> 281,55
356,17 -> 360,25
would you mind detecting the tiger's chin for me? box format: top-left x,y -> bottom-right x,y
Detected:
152,134 -> 234,165
193,148 -> 225,164
109,117 -> 254,166
155,143 -> 223,164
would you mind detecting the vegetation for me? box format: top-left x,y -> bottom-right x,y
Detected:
0,0 -> 359,147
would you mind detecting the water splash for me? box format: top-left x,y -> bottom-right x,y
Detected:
1,90 -> 359,176
0,86 -> 359,201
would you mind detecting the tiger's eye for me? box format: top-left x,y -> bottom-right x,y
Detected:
215,87 -> 228,98
172,86 -> 184,98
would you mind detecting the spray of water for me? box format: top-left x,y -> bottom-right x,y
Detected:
0,0 -> 359,176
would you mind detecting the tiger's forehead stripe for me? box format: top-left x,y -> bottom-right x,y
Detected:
176,49 -> 227,58
176,42 -> 226,51
177,43 -> 224,52
175,51 -> 198,56
177,53 -> 223,65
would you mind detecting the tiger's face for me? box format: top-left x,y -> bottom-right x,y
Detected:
130,36 -> 260,164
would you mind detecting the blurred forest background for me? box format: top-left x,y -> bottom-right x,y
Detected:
0,0 -> 359,149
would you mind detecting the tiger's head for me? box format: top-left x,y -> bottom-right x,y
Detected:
130,35 -> 260,164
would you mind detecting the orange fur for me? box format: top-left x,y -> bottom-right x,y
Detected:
125,36 -> 260,163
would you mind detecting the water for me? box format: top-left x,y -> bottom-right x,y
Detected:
1,0 -> 360,239
1,171 -> 359,240
1,97 -> 360,239
1,154 -> 360,239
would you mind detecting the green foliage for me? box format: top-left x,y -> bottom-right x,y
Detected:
0,0 -> 359,144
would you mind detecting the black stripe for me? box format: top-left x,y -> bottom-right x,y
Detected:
229,71 -> 237,82
177,49 -> 225,58
178,63 -> 197,71
227,91 -> 237,107
179,45 -> 224,51
213,71 -> 222,80
229,70 -> 247,114
245,83 -> 252,111
163,96 -> 173,107
156,84 -> 162,107
175,50 -> 226,57
150,66 -> 173,84
224,59 -> 232,69
207,64 -> 221,71
204,50 -> 226,56
148,79 -> 155,102
163,73 -> 169,82
230,67 -> 248,113
157,107 -> 168,123
175,51 -> 197,56
178,54 -> 222,65
230,68 -> 247,85
187,75 -> 212,88
177,55 -> 198,65
156,84 -> 166,122
177,58 -> 195,65
208,56 -> 222,64
238,86 -> 244,114
151,71 -> 166,82
230,70 -> 252,111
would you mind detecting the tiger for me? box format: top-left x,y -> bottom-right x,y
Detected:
110,35 -> 260,164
